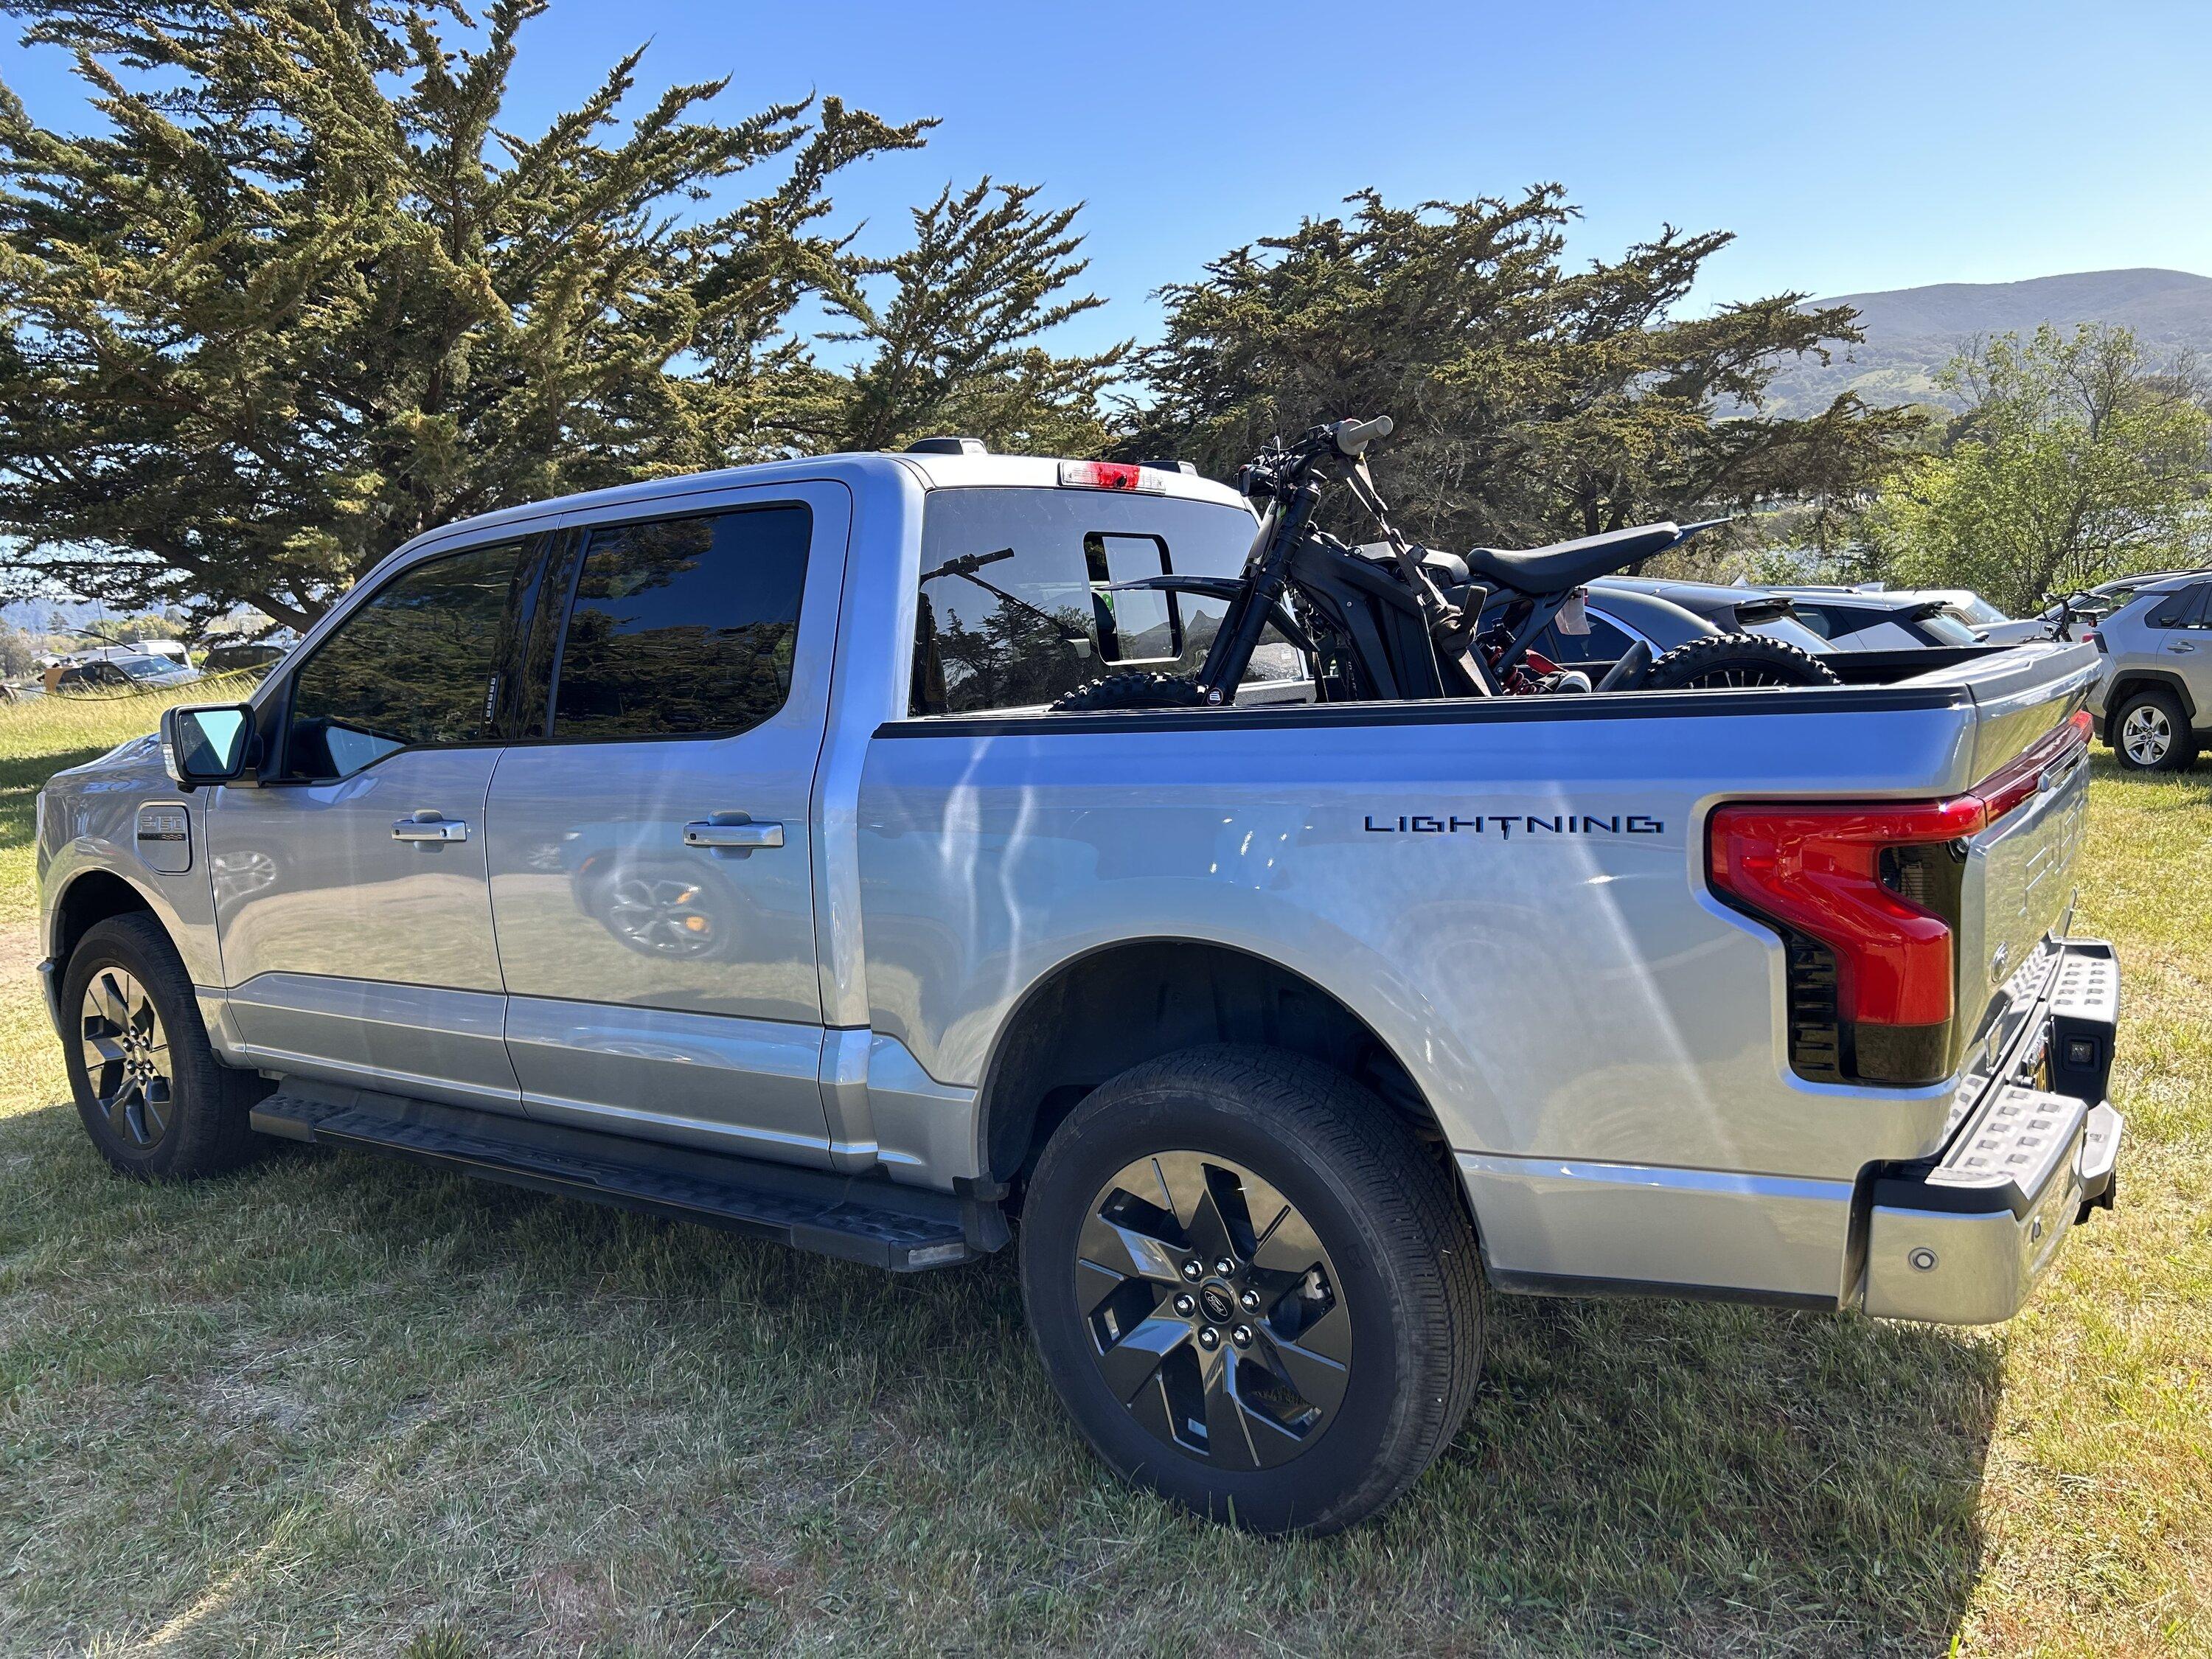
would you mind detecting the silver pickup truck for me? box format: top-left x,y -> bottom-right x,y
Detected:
36,449 -> 2123,1534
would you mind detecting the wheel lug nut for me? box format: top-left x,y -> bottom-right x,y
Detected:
1214,1256 -> 1236,1277
1172,1293 -> 1196,1317
1197,1326 -> 1221,1350
1239,1289 -> 1260,1312
1180,1260 -> 1203,1281
1231,1324 -> 1253,1348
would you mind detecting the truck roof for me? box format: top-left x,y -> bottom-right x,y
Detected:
391,451 -> 1250,564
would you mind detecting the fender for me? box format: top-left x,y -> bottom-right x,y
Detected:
2104,667 -> 2199,726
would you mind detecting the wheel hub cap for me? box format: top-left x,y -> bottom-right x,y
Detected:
1075,1152 -> 1349,1470
80,968 -> 173,1150
2123,705 -> 2171,764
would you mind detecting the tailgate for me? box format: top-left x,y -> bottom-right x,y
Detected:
1946,643 -> 2102,1079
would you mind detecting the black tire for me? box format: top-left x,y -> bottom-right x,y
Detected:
1641,632 -> 1841,691
2110,686 -> 2198,773
1019,1045 -> 1484,1534
1049,672 -> 1213,713
60,914 -> 268,1180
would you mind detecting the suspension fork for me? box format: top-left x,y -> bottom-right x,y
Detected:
1193,479 -> 1322,702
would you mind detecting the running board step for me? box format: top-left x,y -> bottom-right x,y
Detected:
251,1085 -> 999,1271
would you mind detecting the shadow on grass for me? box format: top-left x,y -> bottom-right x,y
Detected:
4,1099 -> 2003,1651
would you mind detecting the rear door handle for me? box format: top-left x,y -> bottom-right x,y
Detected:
2166,641 -> 2197,653
392,812 -> 469,843
684,819 -> 785,849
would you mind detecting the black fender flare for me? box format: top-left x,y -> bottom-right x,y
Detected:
2105,669 -> 2198,730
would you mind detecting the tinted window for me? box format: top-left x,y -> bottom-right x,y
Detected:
2149,584 -> 2208,629
287,540 -> 526,779
1915,609 -> 1982,646
552,505 -> 810,740
911,489 -> 1275,715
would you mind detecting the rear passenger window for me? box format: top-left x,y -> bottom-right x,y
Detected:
551,505 -> 810,740
2149,585 -> 2208,629
910,488 -> 1276,716
285,539 -> 527,779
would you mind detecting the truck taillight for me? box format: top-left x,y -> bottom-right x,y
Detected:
1708,710 -> 2089,1086
1057,459 -> 1162,493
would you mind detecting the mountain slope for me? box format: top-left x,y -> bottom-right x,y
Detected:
1761,268 -> 2212,414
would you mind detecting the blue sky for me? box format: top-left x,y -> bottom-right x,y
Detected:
4,0 -> 2209,357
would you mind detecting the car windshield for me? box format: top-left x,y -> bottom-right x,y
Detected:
113,655 -> 170,678
1916,610 -> 1982,647
1954,596 -> 2008,624
1747,616 -> 1833,655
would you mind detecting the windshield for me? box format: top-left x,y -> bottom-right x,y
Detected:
1954,596 -> 2008,624
1917,609 -> 1983,646
114,656 -> 170,679
1748,616 -> 1833,655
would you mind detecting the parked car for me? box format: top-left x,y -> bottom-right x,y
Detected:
38,447 -> 2120,1534
1771,588 -> 1986,650
2084,571 -> 2212,771
1885,588 -> 2056,647
201,638 -> 293,677
1589,576 -> 1836,656
46,653 -> 201,695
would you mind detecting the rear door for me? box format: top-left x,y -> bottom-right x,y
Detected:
209,535 -> 545,1110
2149,582 -> 2212,711
484,481 -> 850,1164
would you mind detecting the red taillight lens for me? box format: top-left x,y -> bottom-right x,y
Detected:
1708,709 -> 2089,1084
1057,459 -> 1162,493
1710,797 -> 1975,1030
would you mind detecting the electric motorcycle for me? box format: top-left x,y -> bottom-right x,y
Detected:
1053,416 -> 1837,712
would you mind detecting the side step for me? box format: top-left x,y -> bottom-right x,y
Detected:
251,1084 -> 1004,1272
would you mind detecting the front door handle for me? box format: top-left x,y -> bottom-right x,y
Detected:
392,812 -> 469,843
2166,641 -> 2196,653
684,818 -> 785,850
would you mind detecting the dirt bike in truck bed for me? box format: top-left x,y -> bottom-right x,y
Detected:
39,432 -> 2120,1533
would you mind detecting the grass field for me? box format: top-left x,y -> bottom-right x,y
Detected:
0,688 -> 2205,1657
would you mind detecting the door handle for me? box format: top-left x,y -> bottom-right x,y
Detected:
683,818 -> 785,849
392,812 -> 469,843
2166,641 -> 2196,653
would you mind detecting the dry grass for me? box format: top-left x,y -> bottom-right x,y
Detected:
0,692 -> 2204,1655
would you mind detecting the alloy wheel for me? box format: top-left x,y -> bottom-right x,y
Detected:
1074,1152 -> 1350,1470
80,968 -> 173,1150
2122,703 -> 2173,765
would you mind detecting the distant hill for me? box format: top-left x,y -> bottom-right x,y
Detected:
1759,268 -> 2212,414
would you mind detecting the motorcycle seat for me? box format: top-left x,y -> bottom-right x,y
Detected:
1463,522 -> 1687,592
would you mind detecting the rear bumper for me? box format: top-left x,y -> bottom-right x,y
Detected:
1860,939 -> 2121,1325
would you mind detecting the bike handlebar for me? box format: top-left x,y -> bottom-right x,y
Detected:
1329,415 -> 1394,459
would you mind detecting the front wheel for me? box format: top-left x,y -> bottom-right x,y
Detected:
1641,633 -> 1841,691
1019,1046 -> 1484,1534
61,914 -> 268,1180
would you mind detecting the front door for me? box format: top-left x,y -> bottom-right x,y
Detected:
484,482 -> 849,1164
209,535 -> 540,1110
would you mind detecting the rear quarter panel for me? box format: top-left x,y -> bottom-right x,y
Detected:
855,695 -> 1988,1186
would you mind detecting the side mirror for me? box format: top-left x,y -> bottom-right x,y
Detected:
159,703 -> 257,789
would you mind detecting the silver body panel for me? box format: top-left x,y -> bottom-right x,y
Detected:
35,451 -> 2110,1316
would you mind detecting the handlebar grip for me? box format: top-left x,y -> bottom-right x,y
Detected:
1330,415 -> 1394,458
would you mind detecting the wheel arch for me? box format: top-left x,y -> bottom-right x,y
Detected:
2106,668 -> 2197,727
974,935 -> 1460,1201
49,866 -> 164,969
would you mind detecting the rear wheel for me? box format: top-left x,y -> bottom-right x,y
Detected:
1049,672 -> 1212,713
1642,633 -> 1841,691
61,914 -> 268,1180
1019,1046 -> 1484,1534
2112,686 -> 2197,772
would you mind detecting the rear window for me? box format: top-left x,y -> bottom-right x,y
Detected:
910,488 -> 1288,715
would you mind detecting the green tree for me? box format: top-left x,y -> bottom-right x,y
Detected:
1874,324 -> 2211,613
0,1 -> 1116,630
795,178 -> 1124,456
1129,187 -> 1919,556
